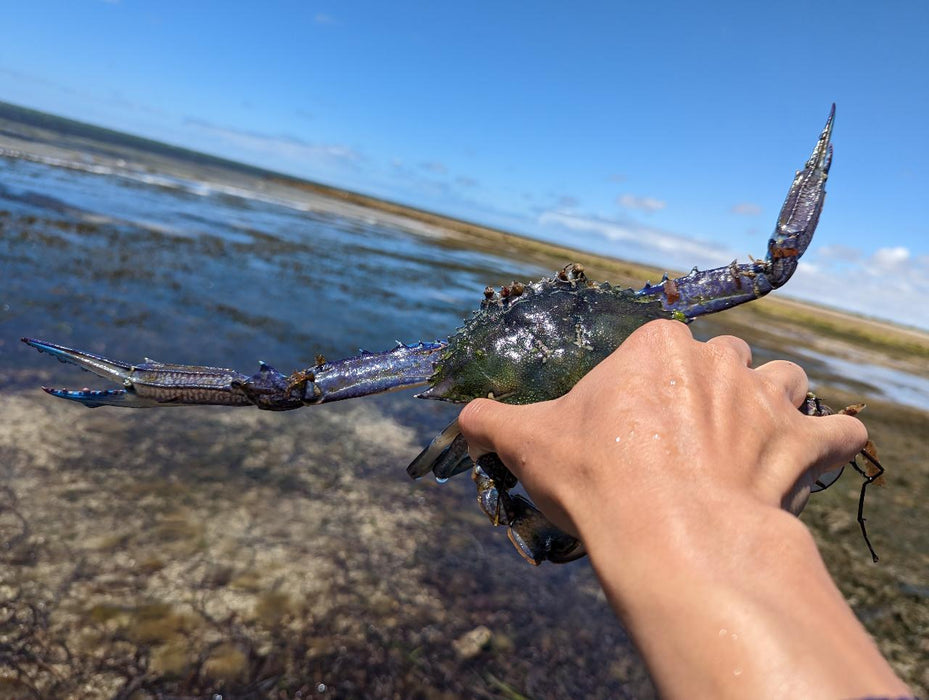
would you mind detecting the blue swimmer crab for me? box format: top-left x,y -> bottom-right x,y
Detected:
22,105 -> 884,565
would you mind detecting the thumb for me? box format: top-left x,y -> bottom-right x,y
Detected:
458,397 -> 520,461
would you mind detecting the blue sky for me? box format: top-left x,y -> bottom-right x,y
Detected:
2,1 -> 928,329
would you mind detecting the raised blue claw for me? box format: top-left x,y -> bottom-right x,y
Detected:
637,104 -> 834,318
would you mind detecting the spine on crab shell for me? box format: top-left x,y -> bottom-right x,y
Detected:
637,105 -> 834,321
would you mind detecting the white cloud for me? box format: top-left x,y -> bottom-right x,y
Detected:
787,247 -> 929,329
184,118 -> 360,167
731,202 -> 762,216
315,13 -> 338,24
616,193 -> 666,213
817,244 -> 861,263
869,246 -> 910,273
538,210 -> 734,272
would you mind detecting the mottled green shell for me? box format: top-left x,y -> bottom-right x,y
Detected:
422,269 -> 672,404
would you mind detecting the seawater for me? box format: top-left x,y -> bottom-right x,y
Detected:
0,152 -> 548,385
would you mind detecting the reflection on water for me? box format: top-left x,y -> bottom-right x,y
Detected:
791,347 -> 929,413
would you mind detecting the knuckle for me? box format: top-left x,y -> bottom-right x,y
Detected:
637,318 -> 691,344
458,398 -> 493,434
706,334 -> 751,362
766,360 -> 809,395
838,412 -> 869,447
756,373 -> 785,401
775,359 -> 803,375
704,340 -> 743,366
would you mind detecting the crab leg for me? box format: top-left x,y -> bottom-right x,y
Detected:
21,337 -> 446,410
638,104 -> 834,320
473,454 -> 586,565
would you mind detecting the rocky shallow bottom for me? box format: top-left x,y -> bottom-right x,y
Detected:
0,385 -> 654,699
1,368 -> 928,698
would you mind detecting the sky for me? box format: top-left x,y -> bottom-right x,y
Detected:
1,1 -> 928,330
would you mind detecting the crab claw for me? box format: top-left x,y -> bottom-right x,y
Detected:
638,105 -> 835,319
766,103 -> 834,287
21,337 -> 253,408
24,336 -> 445,410
473,455 -> 585,565
503,494 -> 587,565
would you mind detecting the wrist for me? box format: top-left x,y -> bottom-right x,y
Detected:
578,493 -> 809,614
578,497 -> 908,698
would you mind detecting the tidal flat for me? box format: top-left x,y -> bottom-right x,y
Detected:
1,104 -> 927,697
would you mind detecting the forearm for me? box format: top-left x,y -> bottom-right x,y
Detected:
577,499 -> 909,699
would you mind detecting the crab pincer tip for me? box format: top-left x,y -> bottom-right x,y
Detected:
40,386 -> 82,399
801,104 -> 835,175
22,337 -> 64,358
40,385 -> 129,407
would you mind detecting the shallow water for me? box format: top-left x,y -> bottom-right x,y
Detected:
790,347 -> 929,413
1,154 -> 548,370
1,117 -> 927,697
